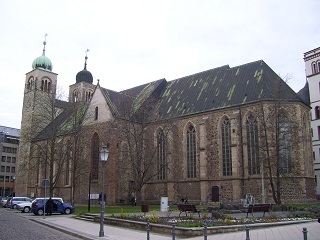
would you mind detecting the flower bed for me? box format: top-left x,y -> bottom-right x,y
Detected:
91,212 -> 314,237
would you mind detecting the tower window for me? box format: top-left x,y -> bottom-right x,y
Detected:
41,78 -> 51,92
27,77 -> 34,91
86,90 -> 93,102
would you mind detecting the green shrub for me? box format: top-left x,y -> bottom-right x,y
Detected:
119,212 -> 130,219
147,213 -> 159,223
202,212 -> 208,219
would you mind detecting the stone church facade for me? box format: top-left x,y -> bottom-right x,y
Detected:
16,41 -> 315,205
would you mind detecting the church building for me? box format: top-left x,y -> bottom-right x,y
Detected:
16,40 -> 315,206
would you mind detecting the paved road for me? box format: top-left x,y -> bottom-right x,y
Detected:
0,207 -> 79,240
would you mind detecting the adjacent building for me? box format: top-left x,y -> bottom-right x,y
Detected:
16,40 -> 315,205
0,125 -> 19,197
304,47 -> 320,197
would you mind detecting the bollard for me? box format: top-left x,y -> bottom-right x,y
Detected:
302,227 -> 308,240
172,222 -> 176,240
203,222 -> 207,240
146,221 -> 150,240
245,225 -> 250,240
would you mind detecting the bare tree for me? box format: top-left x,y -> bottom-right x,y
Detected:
115,96 -> 173,205
257,74 -> 309,204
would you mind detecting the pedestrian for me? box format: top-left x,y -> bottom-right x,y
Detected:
184,196 -> 189,204
46,197 -> 53,215
131,196 -> 136,207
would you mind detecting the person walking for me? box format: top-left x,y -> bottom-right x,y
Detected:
46,197 -> 53,215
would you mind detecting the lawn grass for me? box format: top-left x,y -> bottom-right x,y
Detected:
73,202 -> 320,216
74,204 -> 178,215
287,203 -> 320,208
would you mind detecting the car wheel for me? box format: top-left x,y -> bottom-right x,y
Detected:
23,207 -> 30,213
64,208 -> 71,214
12,204 -> 16,209
37,208 -> 44,215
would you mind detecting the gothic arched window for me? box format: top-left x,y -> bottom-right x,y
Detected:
246,113 -> 260,175
65,141 -> 71,185
157,129 -> 166,180
222,117 -> 232,176
91,133 -> 100,179
302,114 -> 310,175
278,111 -> 291,173
187,124 -> 196,178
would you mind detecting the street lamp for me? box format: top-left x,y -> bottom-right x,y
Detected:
12,175 -> 16,197
99,145 -> 109,237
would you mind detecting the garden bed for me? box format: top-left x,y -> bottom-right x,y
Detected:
91,213 -> 314,238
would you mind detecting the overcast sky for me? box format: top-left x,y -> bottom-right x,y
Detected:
1,0 -> 319,129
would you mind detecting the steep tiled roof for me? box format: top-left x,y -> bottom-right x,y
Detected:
33,102 -> 87,141
102,79 -> 167,119
32,60 -> 307,141
150,60 -> 303,120
297,82 -> 310,105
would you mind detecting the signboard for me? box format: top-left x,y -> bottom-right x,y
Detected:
42,179 -> 49,187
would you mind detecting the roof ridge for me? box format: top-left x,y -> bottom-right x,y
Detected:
171,65 -> 230,82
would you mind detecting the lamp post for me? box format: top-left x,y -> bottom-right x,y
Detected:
3,176 -> 5,198
99,145 -> 109,237
12,175 -> 16,197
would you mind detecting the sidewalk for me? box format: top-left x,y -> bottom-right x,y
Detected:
25,212 -> 320,240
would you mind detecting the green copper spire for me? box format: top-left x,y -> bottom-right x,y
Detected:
32,34 -> 53,71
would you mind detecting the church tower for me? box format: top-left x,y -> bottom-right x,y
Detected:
69,49 -> 95,103
16,37 -> 58,196
304,47 -> 320,195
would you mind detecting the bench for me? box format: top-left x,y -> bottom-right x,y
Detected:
178,204 -> 201,217
246,203 -> 271,217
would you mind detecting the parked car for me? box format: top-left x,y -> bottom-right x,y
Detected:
18,197 -> 63,213
16,201 -> 33,213
8,197 -> 33,209
0,197 -> 9,207
31,198 -> 74,215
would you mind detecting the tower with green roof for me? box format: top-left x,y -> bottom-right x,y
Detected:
17,36 -> 58,196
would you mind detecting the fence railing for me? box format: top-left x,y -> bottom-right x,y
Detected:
144,222 -> 310,240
